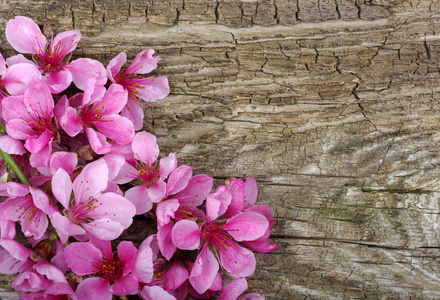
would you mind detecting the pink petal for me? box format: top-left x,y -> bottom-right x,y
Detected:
64,242 -> 102,275
54,95 -> 82,137
69,58 -> 107,90
220,244 -> 255,277
23,81 -> 54,119
132,234 -> 157,283
6,54 -> 34,66
24,128 -> 53,153
0,53 -> 6,75
42,69 -> 73,94
101,83 -> 128,114
44,282 -> 77,300
12,271 -> 52,292
206,185 -> 231,221
124,185 -> 154,215
242,229 -> 281,254
139,285 -> 176,300
85,127 -> 112,154
0,219 -> 16,239
48,151 -> 78,175
99,154 -> 125,181
107,52 -> 126,82
218,278 -> 248,300
0,248 -> 24,274
2,63 -> 42,95
158,153 -> 177,179
111,274 -> 138,295
6,16 -> 46,54
176,174 -> 213,207
224,178 -> 245,219
0,136 -> 25,155
33,260 -> 67,283
82,74 -> 107,106
51,212 -> 86,243
117,241 -> 137,275
29,187 -> 50,213
0,238 -> 32,261
73,159 -> 109,201
121,98 -> 144,131
222,211 -> 269,242
95,114 -> 135,144
51,168 -> 73,208
2,95 -> 27,122
126,49 -> 160,74
171,220 -> 201,250
163,262 -> 189,291
132,131 -> 159,164
157,222 -> 176,261
136,76 -> 170,102
112,161 -> 138,184
75,277 -> 112,300
244,177 -> 258,205
189,245 -> 219,294
29,141 -> 52,168
89,192 -> 136,229
51,29 -> 81,54
156,199 -> 180,227
5,119 -> 33,140
166,165 -> 193,196
0,182 -> 30,198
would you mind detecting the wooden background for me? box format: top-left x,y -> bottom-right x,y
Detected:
1,0 -> 440,299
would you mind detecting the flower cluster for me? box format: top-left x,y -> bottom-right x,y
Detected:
0,16 -> 280,300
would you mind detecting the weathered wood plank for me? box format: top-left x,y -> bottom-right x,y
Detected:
1,0 -> 440,299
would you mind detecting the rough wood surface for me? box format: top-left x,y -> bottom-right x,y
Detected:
2,0 -> 440,299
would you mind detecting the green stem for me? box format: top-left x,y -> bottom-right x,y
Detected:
0,149 -> 31,186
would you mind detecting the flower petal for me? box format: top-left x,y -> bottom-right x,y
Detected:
69,58 -> 107,91
217,278 -> 248,300
64,242 -> 103,275
222,211 -> 269,242
171,219 -> 201,251
126,49 -> 160,75
75,277 -> 112,300
132,131 -> 159,164
6,16 -> 46,54
107,52 -> 126,82
166,165 -> 193,196
189,245 -> 219,294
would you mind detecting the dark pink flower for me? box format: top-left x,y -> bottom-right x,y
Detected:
107,50 -> 170,130
114,131 -> 178,214
171,185 -> 269,294
55,76 -> 135,154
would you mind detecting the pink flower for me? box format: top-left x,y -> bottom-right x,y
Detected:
0,53 -> 42,108
2,81 -> 55,167
114,131 -> 178,214
156,174 -> 213,260
107,50 -> 170,130
55,76 -> 135,154
64,235 -> 156,298
0,183 -> 50,239
50,159 -> 136,243
6,16 -> 106,93
171,185 -> 270,294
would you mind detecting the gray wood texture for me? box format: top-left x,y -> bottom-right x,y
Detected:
1,0 -> 440,299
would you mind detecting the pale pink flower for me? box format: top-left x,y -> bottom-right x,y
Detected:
6,16 -> 106,93
107,50 -> 170,130
50,159 -> 136,243
218,278 -> 264,300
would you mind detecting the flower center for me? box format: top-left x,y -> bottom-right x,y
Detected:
91,257 -> 123,285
